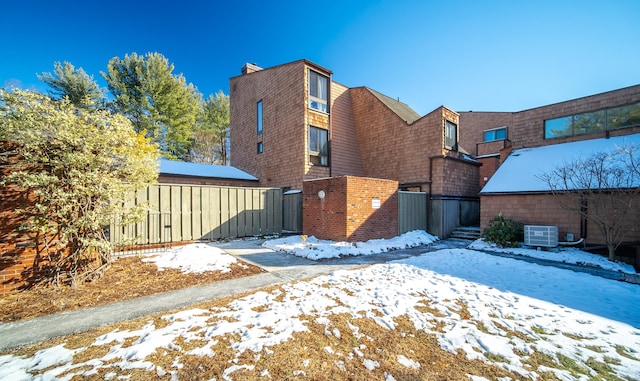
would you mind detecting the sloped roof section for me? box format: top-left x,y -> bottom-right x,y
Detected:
481,134 -> 640,194
159,159 -> 258,181
366,88 -> 421,124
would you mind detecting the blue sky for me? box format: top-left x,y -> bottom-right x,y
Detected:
3,0 -> 639,114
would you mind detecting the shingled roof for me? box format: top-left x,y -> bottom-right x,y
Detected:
365,87 -> 421,124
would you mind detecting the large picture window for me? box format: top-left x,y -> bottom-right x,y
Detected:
309,70 -> 329,113
309,126 -> 328,166
544,101 -> 640,139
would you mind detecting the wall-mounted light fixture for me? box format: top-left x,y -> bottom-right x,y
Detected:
318,190 -> 326,199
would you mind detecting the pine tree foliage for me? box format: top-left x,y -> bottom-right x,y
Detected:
101,52 -> 200,160
0,89 -> 159,286
191,90 -> 230,165
37,61 -> 105,109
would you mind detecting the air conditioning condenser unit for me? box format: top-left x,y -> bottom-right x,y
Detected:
524,225 -> 558,248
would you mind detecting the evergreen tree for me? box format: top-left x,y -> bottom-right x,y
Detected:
37,61 -> 105,108
191,90 -> 230,165
101,52 -> 200,160
0,89 -> 159,286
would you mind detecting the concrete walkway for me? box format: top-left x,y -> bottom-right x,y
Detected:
0,238 -> 635,352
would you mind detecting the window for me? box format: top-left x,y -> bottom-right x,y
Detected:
544,101 -> 640,139
483,127 -> 507,142
607,102 -> 640,129
544,116 -> 572,138
257,142 -> 263,154
257,100 -> 263,135
445,120 -> 457,150
309,70 -> 329,113
309,126 -> 328,166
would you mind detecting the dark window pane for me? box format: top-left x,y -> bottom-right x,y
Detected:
309,71 -> 318,98
309,127 -> 318,151
309,126 -> 328,166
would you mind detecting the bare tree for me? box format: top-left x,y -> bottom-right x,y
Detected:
538,144 -> 640,261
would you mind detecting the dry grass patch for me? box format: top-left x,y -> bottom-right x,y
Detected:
2,292 -> 527,380
0,254 -> 265,322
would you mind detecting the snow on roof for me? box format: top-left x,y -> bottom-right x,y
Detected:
159,159 -> 258,181
480,133 -> 640,194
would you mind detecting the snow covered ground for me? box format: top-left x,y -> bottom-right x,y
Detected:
1,232 -> 639,380
262,230 -> 439,260
468,238 -> 637,274
141,242 -> 238,274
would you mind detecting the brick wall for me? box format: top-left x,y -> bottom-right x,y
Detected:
480,193 -> 640,247
303,176 -> 398,242
0,143 -> 70,295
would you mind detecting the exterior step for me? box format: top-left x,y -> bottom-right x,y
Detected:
449,226 -> 481,240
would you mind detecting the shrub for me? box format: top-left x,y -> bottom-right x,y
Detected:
0,89 -> 159,287
483,212 -> 524,248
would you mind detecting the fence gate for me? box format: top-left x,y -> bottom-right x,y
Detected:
282,191 -> 303,233
398,191 -> 428,234
110,184 -> 282,250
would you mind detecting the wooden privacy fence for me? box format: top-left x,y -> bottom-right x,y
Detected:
110,184 -> 282,249
398,191 -> 428,234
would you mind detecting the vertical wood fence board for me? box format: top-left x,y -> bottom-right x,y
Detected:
171,186 -> 182,242
251,190 -> 261,236
200,188 -> 212,240
228,188 -> 239,238
211,187 -> 222,240
274,190 -> 283,233
147,185 -> 160,244
219,188 -> 230,238
191,187 -> 202,240
244,189 -> 253,237
159,185 -> 172,243
181,187 -> 192,241
236,188 -> 246,238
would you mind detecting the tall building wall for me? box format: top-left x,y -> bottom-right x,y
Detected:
350,88 -> 442,187
329,82 -> 364,177
230,61 -> 307,190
